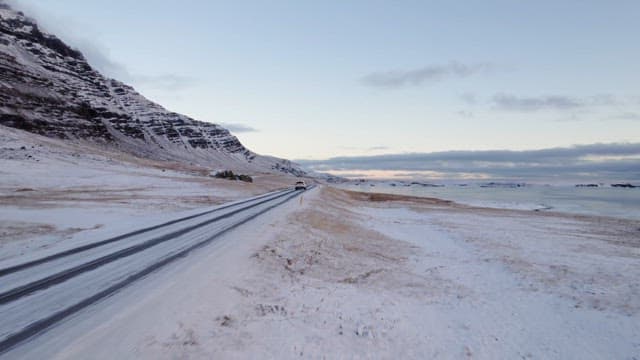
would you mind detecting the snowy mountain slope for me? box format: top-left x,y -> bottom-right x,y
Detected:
0,3 -> 304,175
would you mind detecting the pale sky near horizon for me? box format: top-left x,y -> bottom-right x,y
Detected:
6,0 -> 640,180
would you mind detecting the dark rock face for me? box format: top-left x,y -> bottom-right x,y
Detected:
0,4 -> 303,174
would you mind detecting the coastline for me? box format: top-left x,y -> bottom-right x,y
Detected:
15,185 -> 638,359
341,185 -> 640,225
336,182 -> 640,221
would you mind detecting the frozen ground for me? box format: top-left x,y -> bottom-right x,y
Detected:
0,125 -> 293,262
9,187 -> 638,359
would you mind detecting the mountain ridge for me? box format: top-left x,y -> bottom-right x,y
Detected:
0,3 -> 304,175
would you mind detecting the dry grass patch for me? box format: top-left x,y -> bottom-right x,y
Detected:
252,187 -> 462,301
342,188 -> 453,206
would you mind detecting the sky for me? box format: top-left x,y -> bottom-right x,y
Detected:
6,0 -> 640,180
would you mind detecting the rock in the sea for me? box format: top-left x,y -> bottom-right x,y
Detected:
611,183 -> 637,188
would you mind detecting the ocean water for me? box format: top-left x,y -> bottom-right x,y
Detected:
337,182 -> 640,220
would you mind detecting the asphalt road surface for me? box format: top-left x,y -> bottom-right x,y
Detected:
0,186 -> 310,355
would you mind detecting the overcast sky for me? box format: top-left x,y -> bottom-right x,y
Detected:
6,0 -> 640,180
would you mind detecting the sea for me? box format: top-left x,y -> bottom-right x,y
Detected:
337,181 -> 640,220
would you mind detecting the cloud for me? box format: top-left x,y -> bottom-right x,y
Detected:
134,74 -> 195,91
460,92 -> 477,105
361,62 -> 499,88
491,93 -> 620,112
219,123 -> 258,133
1,0 -> 15,10
338,145 -> 389,152
66,41 -> 195,91
607,112 -> 640,121
68,40 -> 129,78
492,94 -> 583,112
297,143 -> 640,181
456,110 -> 474,118
71,42 -> 196,92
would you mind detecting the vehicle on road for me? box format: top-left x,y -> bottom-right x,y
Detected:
294,181 -> 307,190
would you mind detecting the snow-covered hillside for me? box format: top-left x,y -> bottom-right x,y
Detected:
0,3 -> 303,175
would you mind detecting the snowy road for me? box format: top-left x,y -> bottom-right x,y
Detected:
0,187 -> 308,355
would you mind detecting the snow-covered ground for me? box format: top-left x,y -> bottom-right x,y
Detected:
2,127 -> 637,358
8,186 -> 638,359
0,125 -> 293,263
